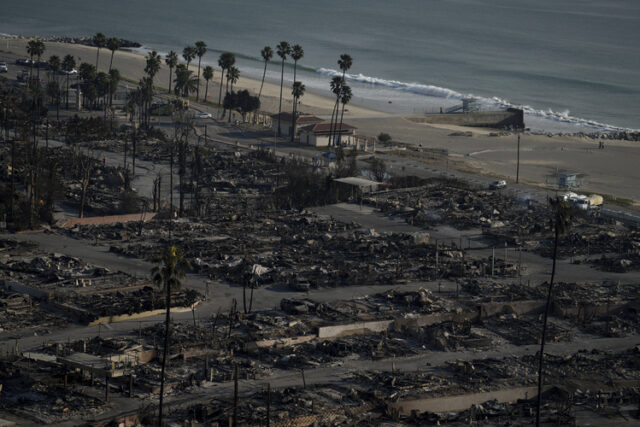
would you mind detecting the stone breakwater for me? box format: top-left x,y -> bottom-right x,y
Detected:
525,130 -> 640,141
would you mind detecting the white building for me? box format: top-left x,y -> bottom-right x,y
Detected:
299,122 -> 357,147
270,112 -> 323,137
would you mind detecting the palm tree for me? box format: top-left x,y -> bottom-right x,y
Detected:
93,32 -> 106,70
338,54 -> 353,83
227,66 -> 240,93
225,66 -> 240,122
62,55 -> 75,109
182,46 -> 196,70
258,46 -> 273,101
165,51 -> 178,95
290,81 -> 305,142
79,62 -> 97,83
202,65 -> 214,102
145,50 -> 162,82
337,84 -> 352,146
26,40 -> 45,79
143,51 -> 162,127
109,68 -> 121,107
275,41 -> 291,136
291,44 -> 304,88
48,55 -> 61,119
152,246 -> 191,427
194,41 -> 207,101
47,55 -> 61,83
536,198 -> 571,427
174,64 -> 198,97
328,76 -> 344,146
107,37 -> 120,72
217,52 -> 235,107
330,54 -> 352,145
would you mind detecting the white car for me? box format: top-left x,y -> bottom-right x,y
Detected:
0,63 -> 7,73
59,68 -> 77,75
489,180 -> 507,190
194,112 -> 212,119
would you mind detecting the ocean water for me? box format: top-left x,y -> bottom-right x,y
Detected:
1,0 -> 639,132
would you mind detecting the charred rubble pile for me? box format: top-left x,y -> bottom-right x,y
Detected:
535,224 -> 640,261
551,281 -> 640,337
67,210 -> 518,295
0,357 -> 109,424
0,244 -> 202,325
172,384 -> 378,427
0,288 -> 68,336
365,179 -> 551,235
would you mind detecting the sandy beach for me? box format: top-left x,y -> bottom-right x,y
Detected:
0,38 -> 380,118
2,37 -> 639,205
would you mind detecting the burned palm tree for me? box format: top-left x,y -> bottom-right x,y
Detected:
536,197 -> 571,427
152,246 -> 191,427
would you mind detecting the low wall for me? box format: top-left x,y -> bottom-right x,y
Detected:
2,280 -> 53,301
60,212 -> 157,228
393,311 -> 476,332
410,109 -> 524,129
479,300 -> 545,318
318,320 -> 393,338
88,304 -> 196,326
389,385 -> 549,415
246,335 -> 316,351
553,300 -> 633,321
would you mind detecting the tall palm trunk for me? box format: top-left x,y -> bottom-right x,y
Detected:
337,102 -> 347,146
259,60 -> 268,100
204,80 -> 209,102
158,278 -> 171,427
290,96 -> 298,143
277,59 -> 285,136
218,69 -> 225,110
168,67 -> 173,95
109,51 -> 115,72
65,74 -> 70,109
196,58 -> 202,101
293,60 -> 298,90
328,98 -> 340,147
536,222 -> 560,427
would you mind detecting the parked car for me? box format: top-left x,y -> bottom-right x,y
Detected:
15,58 -> 32,66
489,180 -> 507,190
35,60 -> 49,69
59,68 -> 78,75
194,112 -> 212,119
0,63 -> 7,73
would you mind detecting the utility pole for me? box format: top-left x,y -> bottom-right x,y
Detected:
233,364 -> 238,427
266,383 -> 271,427
491,247 -> 495,277
516,133 -> 521,184
132,128 -> 136,176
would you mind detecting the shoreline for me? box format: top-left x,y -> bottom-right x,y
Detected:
2,34 -> 638,136
0,37 -> 384,119
2,37 -> 640,203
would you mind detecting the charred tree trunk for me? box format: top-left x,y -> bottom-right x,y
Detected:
158,281 -> 171,426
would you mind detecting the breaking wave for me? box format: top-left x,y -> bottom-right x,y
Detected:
317,67 -> 465,100
317,67 -> 635,132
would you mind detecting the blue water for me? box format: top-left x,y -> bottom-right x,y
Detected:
1,0 -> 639,132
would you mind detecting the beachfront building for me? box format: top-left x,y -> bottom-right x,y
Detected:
333,177 -> 382,194
299,123 -> 357,147
270,112 -> 323,137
